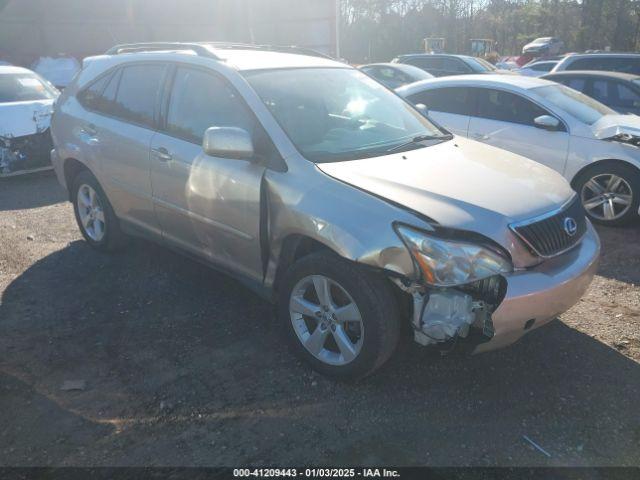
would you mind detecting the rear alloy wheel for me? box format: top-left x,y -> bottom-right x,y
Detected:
72,170 -> 126,251
77,184 -> 106,242
575,164 -> 640,226
278,251 -> 400,380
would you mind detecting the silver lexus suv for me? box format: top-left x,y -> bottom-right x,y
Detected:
51,43 -> 600,379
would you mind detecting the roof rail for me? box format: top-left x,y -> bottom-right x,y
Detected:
203,42 -> 334,59
105,41 -> 334,61
105,42 -> 219,59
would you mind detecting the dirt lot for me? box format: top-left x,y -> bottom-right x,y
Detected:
0,172 -> 639,467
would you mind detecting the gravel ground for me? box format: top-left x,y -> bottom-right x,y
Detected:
0,172 -> 639,467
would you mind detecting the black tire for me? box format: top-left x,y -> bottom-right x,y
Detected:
277,251 -> 400,380
573,162 -> 640,227
71,170 -> 126,251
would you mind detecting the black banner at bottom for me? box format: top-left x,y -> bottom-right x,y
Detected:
0,467 -> 637,480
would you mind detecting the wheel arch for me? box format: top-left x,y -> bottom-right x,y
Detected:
272,234 -> 338,294
63,157 -> 92,200
570,158 -> 640,189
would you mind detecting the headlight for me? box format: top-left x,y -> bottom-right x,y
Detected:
395,224 -> 513,287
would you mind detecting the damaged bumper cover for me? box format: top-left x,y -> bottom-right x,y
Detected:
404,222 -> 600,353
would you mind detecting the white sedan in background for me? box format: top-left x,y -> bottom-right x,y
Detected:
398,75 -> 640,226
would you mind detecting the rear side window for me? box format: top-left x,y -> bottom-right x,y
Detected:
408,87 -> 475,116
111,64 -> 166,128
476,88 -> 548,126
166,67 -> 256,144
77,72 -> 112,109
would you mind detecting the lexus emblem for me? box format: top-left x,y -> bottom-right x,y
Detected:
564,217 -> 578,236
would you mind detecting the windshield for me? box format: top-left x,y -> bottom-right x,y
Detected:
0,72 -> 58,103
532,84 -> 615,125
244,68 -> 447,163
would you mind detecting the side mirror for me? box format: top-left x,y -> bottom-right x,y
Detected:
415,103 -> 429,117
534,115 -> 561,131
202,127 -> 254,160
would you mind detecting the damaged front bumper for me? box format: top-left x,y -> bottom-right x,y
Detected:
403,222 -> 600,353
0,129 -> 54,177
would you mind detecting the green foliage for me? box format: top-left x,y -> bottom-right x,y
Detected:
341,0 -> 640,62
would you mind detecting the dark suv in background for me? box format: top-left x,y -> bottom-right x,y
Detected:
392,54 -> 512,77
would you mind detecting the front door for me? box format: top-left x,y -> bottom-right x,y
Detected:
467,87 -> 570,173
150,66 -> 266,281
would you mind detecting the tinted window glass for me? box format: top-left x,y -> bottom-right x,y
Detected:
613,82 -> 640,109
568,56 -> 640,74
166,68 -> 255,144
408,87 -> 474,116
441,58 -> 471,73
591,79 -> 609,103
405,57 -> 442,70
476,88 -> 547,125
562,77 -> 587,92
112,64 -> 166,128
78,72 -> 112,110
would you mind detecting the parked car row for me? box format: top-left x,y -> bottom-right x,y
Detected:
46,42 -> 603,379
398,75 -> 640,226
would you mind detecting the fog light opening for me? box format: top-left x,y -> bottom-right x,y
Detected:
524,318 -> 536,331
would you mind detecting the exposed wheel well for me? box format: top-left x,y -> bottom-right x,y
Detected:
63,158 -> 90,200
571,159 -> 640,189
272,234 -> 412,319
273,235 -> 332,292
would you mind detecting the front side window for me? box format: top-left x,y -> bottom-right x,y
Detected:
0,72 -> 58,103
476,88 -> 547,126
408,87 -> 475,116
166,67 -> 255,144
531,84 -> 614,125
244,68 -> 447,163
111,64 -> 166,128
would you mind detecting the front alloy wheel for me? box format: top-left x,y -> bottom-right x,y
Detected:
575,163 -> 640,226
581,174 -> 632,222
289,275 -> 364,366
278,251 -> 400,380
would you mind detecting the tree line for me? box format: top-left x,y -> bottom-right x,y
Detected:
340,0 -> 640,62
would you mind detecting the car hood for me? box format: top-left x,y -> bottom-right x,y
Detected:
317,137 -> 574,252
0,100 -> 55,138
592,114 -> 640,142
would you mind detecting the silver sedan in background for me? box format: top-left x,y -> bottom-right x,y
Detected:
398,75 -> 640,226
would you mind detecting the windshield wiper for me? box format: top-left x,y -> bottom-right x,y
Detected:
387,133 -> 453,153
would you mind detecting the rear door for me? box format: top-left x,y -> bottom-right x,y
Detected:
77,63 -> 168,235
149,65 -> 267,280
467,87 -> 570,173
406,86 -> 475,136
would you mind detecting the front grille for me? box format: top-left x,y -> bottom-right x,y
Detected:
511,196 -> 587,258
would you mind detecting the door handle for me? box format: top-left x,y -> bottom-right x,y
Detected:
82,123 -> 97,136
152,147 -> 173,162
471,132 -> 489,141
